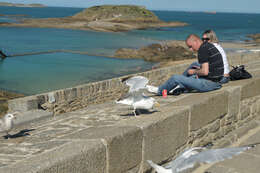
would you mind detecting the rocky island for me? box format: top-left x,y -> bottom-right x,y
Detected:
0,5 -> 188,32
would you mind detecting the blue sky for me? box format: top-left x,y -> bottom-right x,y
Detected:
2,0 -> 260,13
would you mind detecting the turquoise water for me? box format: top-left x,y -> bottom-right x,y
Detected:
0,52 -> 153,95
0,27 -> 155,56
0,6 -> 260,95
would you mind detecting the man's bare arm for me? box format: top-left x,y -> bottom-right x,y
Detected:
188,62 -> 209,76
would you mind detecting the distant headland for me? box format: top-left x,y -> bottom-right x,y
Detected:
0,5 -> 188,32
0,2 -> 45,7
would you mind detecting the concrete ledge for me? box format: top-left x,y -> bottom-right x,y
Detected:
7,52 -> 260,116
0,140 -> 106,173
2,52 -> 260,173
241,78 -> 260,100
1,78 -> 260,173
14,110 -> 53,126
8,95 -> 39,112
171,91 -> 228,131
118,106 -> 190,171
59,126 -> 143,173
224,86 -> 241,122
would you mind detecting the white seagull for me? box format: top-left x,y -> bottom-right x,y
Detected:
147,144 -> 258,173
0,112 -> 19,138
116,76 -> 159,117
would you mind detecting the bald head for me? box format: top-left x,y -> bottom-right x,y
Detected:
186,34 -> 203,51
186,34 -> 200,42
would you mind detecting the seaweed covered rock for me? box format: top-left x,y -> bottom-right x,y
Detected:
114,41 -> 196,63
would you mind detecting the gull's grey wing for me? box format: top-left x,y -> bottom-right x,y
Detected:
116,92 -> 134,105
132,90 -> 152,103
165,147 -> 203,171
172,145 -> 255,172
116,90 -> 147,106
125,76 -> 149,93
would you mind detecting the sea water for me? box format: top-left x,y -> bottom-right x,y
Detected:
0,52 -> 153,95
0,6 -> 259,95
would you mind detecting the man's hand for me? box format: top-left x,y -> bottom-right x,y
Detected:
191,65 -> 200,69
188,65 -> 200,75
188,63 -> 209,77
187,69 -> 197,75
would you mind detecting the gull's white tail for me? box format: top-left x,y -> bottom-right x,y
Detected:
147,160 -> 171,173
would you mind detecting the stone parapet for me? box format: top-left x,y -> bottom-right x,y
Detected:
171,91 -> 229,131
59,126 -> 143,173
1,74 -> 260,172
7,52 -> 260,116
1,52 -> 260,173
0,140 -> 107,173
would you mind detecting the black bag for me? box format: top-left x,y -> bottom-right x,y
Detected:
229,65 -> 252,81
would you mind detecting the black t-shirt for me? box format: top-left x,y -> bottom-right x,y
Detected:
198,42 -> 224,81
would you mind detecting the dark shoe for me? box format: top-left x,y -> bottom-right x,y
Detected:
169,85 -> 185,96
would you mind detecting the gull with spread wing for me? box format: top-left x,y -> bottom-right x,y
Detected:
147,144 -> 258,173
116,76 -> 159,117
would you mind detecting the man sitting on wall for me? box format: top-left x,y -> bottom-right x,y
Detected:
146,34 -> 223,95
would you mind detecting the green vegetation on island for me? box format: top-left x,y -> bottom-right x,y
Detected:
72,5 -> 159,22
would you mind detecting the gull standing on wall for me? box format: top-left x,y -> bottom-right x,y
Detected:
147,144 -> 258,173
0,112 -> 19,138
116,76 -> 159,117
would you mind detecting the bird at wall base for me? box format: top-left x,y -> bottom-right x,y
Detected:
147,144 -> 259,173
0,112 -> 19,138
115,76 -> 159,117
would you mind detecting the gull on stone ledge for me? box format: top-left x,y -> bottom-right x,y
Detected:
0,112 -> 19,138
116,76 -> 159,117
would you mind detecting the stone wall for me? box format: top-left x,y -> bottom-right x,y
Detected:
185,85 -> 260,148
116,77 -> 260,172
8,62 -> 190,114
2,52 -> 260,173
8,52 -> 260,116
4,76 -> 259,173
